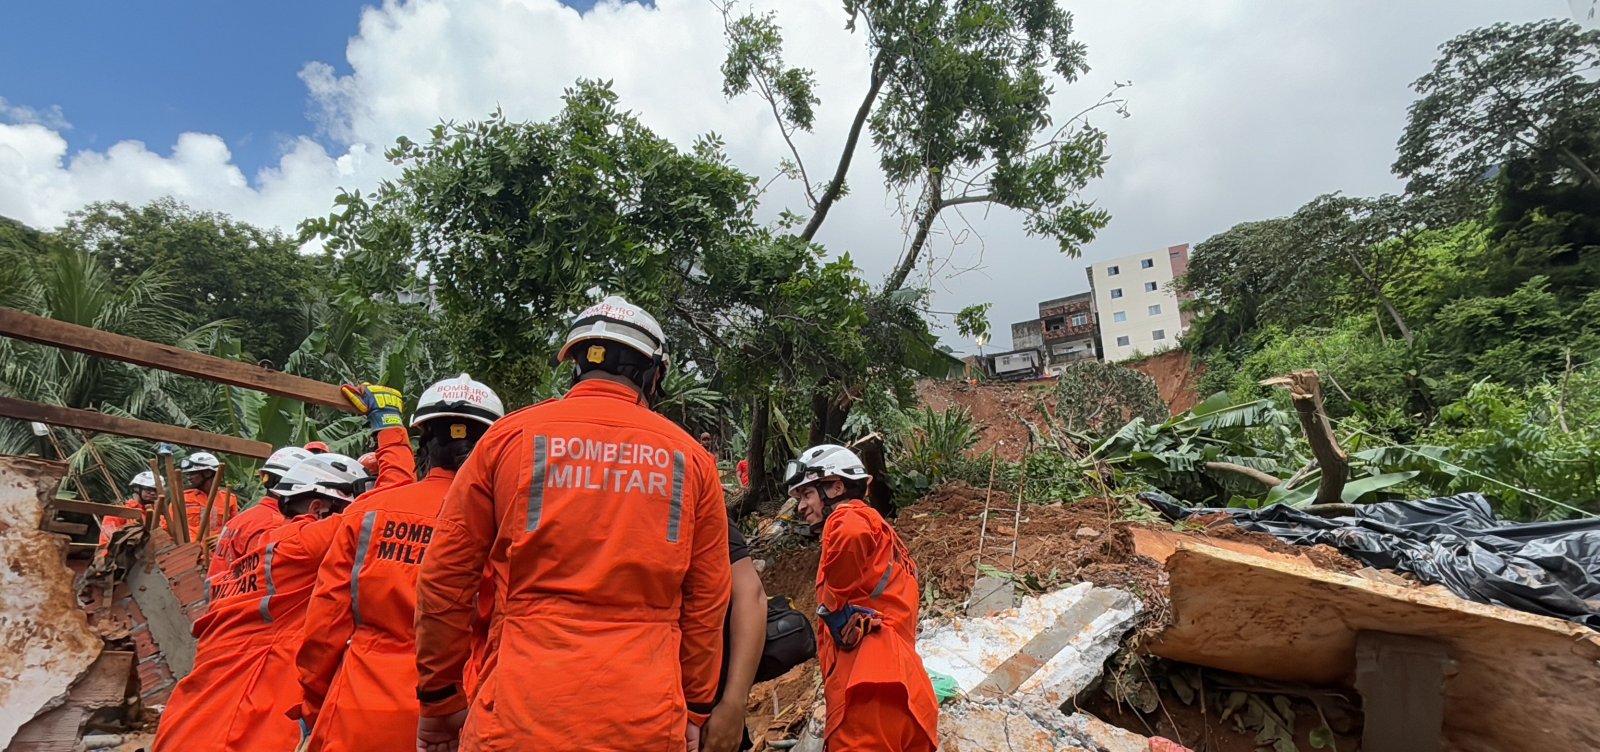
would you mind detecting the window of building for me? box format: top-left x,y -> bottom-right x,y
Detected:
1112,311 -> 1127,323
1110,288 -> 1123,299
1115,335 -> 1131,347
1141,258 -> 1154,269
1070,313 -> 1087,327
1152,329 -> 1166,341
1148,304 -> 1162,316
1144,281 -> 1158,292
1107,265 -> 1120,277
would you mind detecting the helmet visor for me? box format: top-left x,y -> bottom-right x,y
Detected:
783,460 -> 826,495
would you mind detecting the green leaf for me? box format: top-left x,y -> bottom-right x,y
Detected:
1339,470 -> 1421,503
1309,723 -> 1336,750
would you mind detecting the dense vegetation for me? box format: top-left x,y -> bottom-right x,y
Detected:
0,0 -> 1110,510
1172,19 -> 1600,519
3,18 -> 1593,522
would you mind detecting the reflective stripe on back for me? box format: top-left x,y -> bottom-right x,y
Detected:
667,450 -> 685,543
526,435 -> 548,532
257,542 -> 279,623
869,560 -> 895,600
350,511 -> 379,628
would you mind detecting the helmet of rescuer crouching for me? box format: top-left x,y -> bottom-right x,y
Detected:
273,453 -> 370,514
556,296 -> 669,403
784,444 -> 871,503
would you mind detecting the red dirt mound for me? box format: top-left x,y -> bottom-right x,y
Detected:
1127,349 -> 1204,414
915,380 -> 1052,461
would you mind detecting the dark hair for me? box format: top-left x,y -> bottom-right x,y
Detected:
283,492 -> 351,518
418,420 -> 490,473
571,339 -> 663,402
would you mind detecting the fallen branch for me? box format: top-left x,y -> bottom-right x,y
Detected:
1261,370 -> 1348,505
1204,461 -> 1283,488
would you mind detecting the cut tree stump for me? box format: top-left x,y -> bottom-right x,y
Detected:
1153,543 -> 1600,752
1261,369 -> 1348,504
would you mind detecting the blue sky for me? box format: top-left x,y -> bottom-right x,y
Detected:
0,0 -> 608,178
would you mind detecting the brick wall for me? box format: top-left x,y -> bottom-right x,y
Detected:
80,529 -> 208,706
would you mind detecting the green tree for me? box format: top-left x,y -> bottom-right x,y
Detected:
1396,20 -> 1600,199
718,0 -> 1115,291
303,82 -> 951,506
0,244 -> 229,504
59,199 -> 326,366
954,302 -> 991,344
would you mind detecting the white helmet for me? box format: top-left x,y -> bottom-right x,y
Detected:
129,471 -> 157,489
273,453 -> 370,504
179,451 -> 221,473
784,444 -> 871,496
262,446 -> 313,479
556,296 -> 668,366
411,373 -> 505,428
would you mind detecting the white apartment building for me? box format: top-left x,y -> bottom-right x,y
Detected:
1085,244 -> 1191,362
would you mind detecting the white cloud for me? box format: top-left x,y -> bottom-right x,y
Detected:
0,97 -> 71,131
0,0 -> 1569,347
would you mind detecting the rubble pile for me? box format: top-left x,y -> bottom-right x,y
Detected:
5,458 -> 201,752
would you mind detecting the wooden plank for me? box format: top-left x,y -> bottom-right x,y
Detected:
1355,632 -> 1453,752
1153,544 -> 1600,752
0,307 -> 354,412
0,396 -> 272,460
50,497 -> 144,520
45,520 -> 88,536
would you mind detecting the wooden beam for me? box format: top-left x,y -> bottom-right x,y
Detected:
50,497 -> 144,520
45,520 -> 89,536
0,396 -> 272,460
1355,631 -> 1454,752
0,307 -> 354,413
1152,544 -> 1600,751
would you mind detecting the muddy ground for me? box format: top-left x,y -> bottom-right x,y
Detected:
916,350 -> 1204,462
744,481 -> 1362,749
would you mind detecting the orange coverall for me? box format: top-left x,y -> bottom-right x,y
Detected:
414,378 -> 732,751
175,485 -> 240,539
207,426 -> 417,582
97,497 -> 144,548
295,467 -> 456,752
815,500 -> 939,752
151,513 -> 342,752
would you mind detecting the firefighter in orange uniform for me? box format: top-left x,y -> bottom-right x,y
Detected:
296,375 -> 505,752
785,444 -> 939,752
98,470 -> 157,551
176,451 -> 241,536
414,296 -> 731,752
151,453 -> 370,752
206,445 -> 309,583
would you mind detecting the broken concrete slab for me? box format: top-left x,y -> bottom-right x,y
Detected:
1155,544 -> 1600,752
966,575 -> 1016,616
938,697 -> 1192,752
919,582 -> 1141,709
0,457 -> 103,750
9,651 -> 136,751
939,699 -> 1097,751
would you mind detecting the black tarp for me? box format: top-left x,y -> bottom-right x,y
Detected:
1145,492 -> 1600,629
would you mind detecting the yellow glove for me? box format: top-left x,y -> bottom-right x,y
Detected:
340,383 -> 405,432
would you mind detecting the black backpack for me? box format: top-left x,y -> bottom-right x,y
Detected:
757,595 -> 817,683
